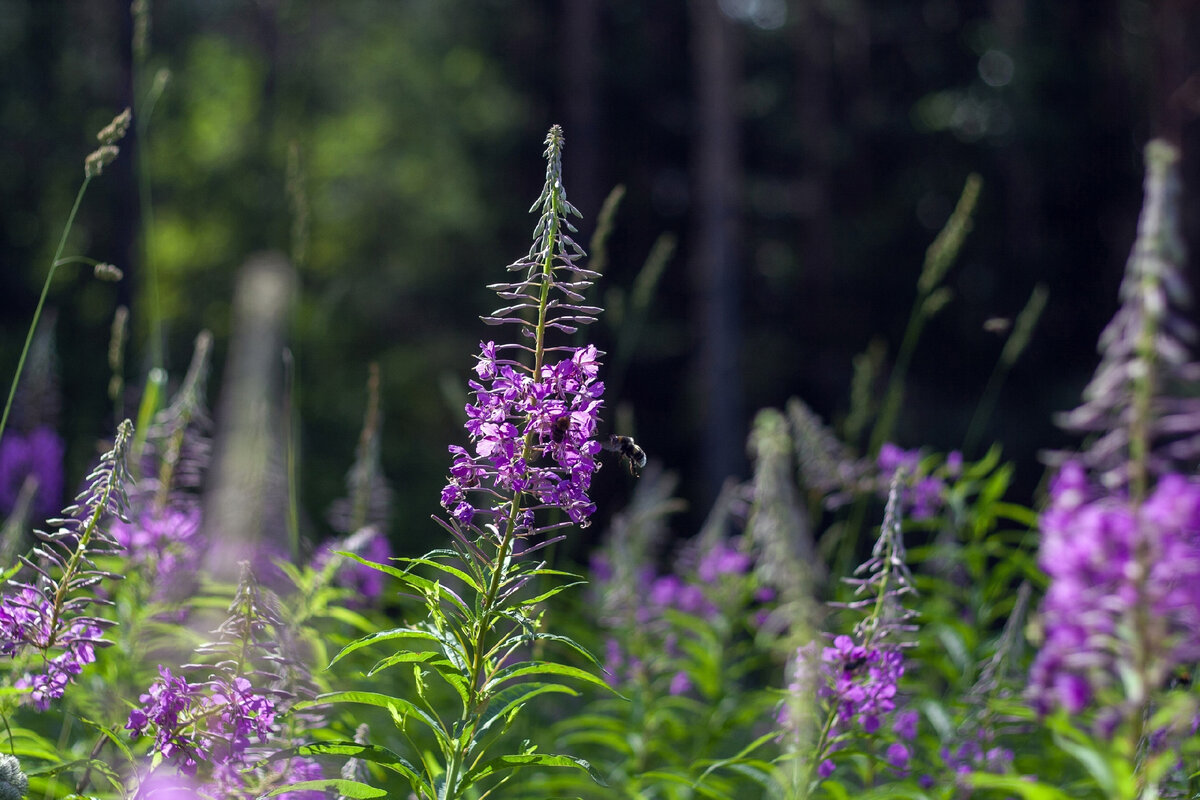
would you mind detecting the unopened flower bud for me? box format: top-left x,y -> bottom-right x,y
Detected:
84,145 -> 120,178
96,107 -> 132,145
93,262 -> 123,282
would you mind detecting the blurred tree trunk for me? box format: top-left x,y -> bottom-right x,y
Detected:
202,253 -> 295,581
689,0 -> 744,498
792,2 -> 835,311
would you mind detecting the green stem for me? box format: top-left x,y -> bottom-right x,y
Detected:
446,174 -> 563,800
0,176 -> 92,446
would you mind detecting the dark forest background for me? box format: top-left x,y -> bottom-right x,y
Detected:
3,0 -> 1199,555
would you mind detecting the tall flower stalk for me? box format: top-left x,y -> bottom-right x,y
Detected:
0,420 -> 134,710
786,476 -> 918,788
314,126 -> 607,800
0,108 -> 131,446
1031,139 -> 1200,794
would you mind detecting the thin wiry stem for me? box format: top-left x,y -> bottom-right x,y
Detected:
0,177 -> 92,446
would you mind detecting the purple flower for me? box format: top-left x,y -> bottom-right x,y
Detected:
442,342 -> 605,536
1029,464 -> 1200,715
127,669 -> 277,778
876,442 -> 947,519
697,542 -> 751,582
127,666 -> 208,774
0,587 -> 51,655
312,526 -> 393,606
1,587 -> 104,709
0,426 -> 64,517
822,635 -> 904,732
817,759 -> 836,779
894,709 -> 919,740
210,675 -> 276,758
111,507 -> 203,601
886,742 -> 911,770
272,757 -> 324,799
668,671 -> 692,696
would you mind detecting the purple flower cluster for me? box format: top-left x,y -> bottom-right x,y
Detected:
0,586 -> 103,710
0,425 -> 63,517
127,666 -> 208,772
311,525 -> 393,605
270,757 -> 324,799
441,341 -> 604,532
111,507 -> 203,602
941,729 -> 1014,783
132,755 -> 323,800
126,668 -> 276,780
823,635 -> 904,735
876,443 -> 957,520
778,639 -> 915,779
1030,463 -> 1200,714
597,538 -> 767,694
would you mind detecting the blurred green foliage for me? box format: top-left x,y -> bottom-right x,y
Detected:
0,0 -> 1176,554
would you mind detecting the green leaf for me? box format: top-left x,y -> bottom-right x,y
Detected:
272,741 -> 430,791
366,649 -> 450,675
483,660 -> 613,696
323,604 -> 380,633
517,579 -> 587,607
966,773 -> 1075,800
477,683 -> 579,737
391,555 -> 483,593
695,729 -> 781,785
463,753 -> 605,786
304,691 -> 449,749
338,551 -> 470,617
328,625 -> 445,667
1050,723 -> 1135,798
515,631 -> 600,666
261,779 -> 387,798
75,716 -> 135,767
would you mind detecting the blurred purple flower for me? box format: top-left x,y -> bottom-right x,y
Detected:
133,768 -> 205,799
112,507 -> 203,601
886,742 -> 911,770
697,541 -> 751,582
312,526 -> 393,606
1030,463 -> 1200,715
668,671 -> 692,696
942,733 -> 1014,779
127,669 -> 277,778
0,426 -> 63,517
876,442 -> 946,520
0,585 -> 103,709
894,709 -> 919,740
271,757 -> 324,799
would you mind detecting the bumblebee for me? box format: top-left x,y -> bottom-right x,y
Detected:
842,654 -> 868,675
601,434 -> 647,477
551,415 -> 571,444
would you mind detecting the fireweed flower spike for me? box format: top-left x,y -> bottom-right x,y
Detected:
1031,140 -> 1200,757
0,419 -> 133,710
440,125 -> 605,540
320,126 -> 608,800
793,475 -> 918,782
